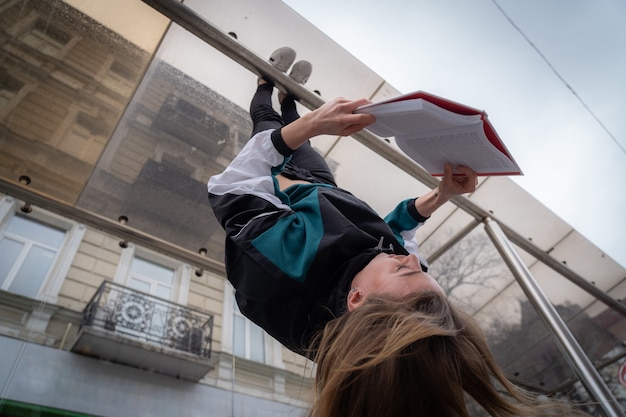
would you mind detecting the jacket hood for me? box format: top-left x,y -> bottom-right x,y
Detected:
327,238 -> 430,317
328,247 -> 381,317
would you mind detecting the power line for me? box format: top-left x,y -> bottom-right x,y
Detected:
491,0 -> 626,156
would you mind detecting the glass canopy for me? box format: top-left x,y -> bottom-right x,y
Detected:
0,0 -> 624,410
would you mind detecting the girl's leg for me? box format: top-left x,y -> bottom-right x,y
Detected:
279,92 -> 300,125
249,81 -> 284,136
280,94 -> 337,186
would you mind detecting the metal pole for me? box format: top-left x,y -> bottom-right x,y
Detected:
483,218 -> 624,417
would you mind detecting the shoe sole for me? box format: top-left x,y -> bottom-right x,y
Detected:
289,60 -> 312,84
269,47 -> 296,72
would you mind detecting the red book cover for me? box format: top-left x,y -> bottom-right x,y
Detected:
356,91 -> 522,176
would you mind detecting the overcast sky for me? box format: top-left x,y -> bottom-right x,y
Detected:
283,0 -> 626,268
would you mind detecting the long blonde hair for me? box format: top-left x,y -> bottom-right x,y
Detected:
309,292 -> 589,417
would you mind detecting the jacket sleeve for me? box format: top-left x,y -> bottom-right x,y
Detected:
207,129 -> 292,234
384,198 -> 429,266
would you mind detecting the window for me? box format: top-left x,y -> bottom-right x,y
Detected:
113,244 -> 190,305
222,282 -> 284,367
19,18 -> 71,57
125,255 -> 176,340
57,112 -> 108,164
101,59 -> 139,96
0,70 -> 24,111
232,288 -> 266,362
127,256 -> 175,299
0,195 -> 84,302
0,215 -> 64,298
112,246 -> 192,343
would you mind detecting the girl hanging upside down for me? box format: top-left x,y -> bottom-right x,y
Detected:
208,47 -> 590,417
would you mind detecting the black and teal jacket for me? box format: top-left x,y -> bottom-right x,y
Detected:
208,129 -> 429,354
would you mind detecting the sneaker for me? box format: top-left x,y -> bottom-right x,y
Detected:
268,47 -> 296,72
289,60 -> 312,84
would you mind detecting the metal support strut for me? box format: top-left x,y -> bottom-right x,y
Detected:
484,218 -> 624,417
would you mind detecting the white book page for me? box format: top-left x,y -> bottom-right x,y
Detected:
356,99 -> 482,137
395,123 -> 519,176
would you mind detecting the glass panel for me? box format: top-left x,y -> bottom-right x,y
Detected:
0,70 -> 24,109
155,284 -> 172,300
75,23 -> 253,262
6,215 -> 65,248
127,277 -> 151,294
233,315 -> 245,358
130,257 -> 174,285
483,290 -> 560,388
0,238 -> 24,287
430,227 -> 626,396
428,227 -> 514,314
248,321 -> 265,363
0,0 -> 161,203
9,245 -> 56,297
19,18 -> 71,57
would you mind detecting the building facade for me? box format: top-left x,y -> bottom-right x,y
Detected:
0,1 -> 313,415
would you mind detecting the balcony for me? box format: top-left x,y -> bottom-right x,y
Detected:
72,281 -> 214,381
152,92 -> 230,158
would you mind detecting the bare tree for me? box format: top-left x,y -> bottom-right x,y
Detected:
427,229 -> 509,307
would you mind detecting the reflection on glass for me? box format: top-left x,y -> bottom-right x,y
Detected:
19,18 -> 71,56
77,57 -> 252,261
0,0 -> 252,260
0,0 -> 154,202
428,228 -> 512,313
483,291 -> 625,392
430,227 -> 626,399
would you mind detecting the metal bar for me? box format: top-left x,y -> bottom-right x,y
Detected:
500,225 -> 626,316
0,179 -> 226,275
141,0 -> 325,111
483,218 -> 625,417
138,0 -> 626,318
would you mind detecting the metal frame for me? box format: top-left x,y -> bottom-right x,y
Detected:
485,219 -> 624,417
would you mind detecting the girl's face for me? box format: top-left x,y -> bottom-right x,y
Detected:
347,253 -> 444,311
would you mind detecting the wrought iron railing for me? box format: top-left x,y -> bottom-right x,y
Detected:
81,281 -> 213,358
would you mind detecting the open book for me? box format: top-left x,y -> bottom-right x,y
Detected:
355,91 -> 522,176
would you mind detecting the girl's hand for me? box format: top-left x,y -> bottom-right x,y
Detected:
438,164 -> 478,200
281,98 -> 375,149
